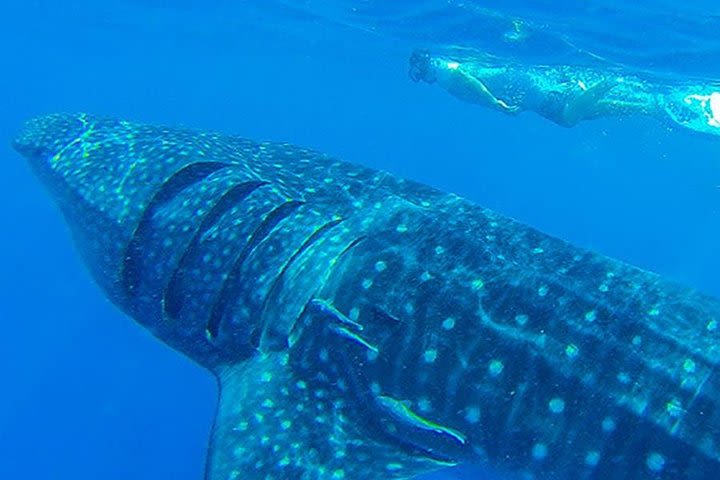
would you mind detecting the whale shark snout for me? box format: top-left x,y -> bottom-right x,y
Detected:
13,113 -> 89,166
12,113 -> 139,309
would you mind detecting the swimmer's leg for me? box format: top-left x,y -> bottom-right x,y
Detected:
562,78 -> 621,126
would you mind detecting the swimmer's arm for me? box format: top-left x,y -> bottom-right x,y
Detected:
443,67 -> 519,114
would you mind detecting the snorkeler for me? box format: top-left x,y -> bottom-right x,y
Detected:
408,50 -> 522,116
409,49 -> 720,137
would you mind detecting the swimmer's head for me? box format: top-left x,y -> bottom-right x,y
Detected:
409,49 -> 436,83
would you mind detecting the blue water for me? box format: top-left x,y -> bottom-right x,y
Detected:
1,1 -> 718,478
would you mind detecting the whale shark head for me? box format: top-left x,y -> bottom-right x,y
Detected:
14,113 -> 137,305
12,113 -> 273,365
13,113 -> 225,318
13,113 -> 88,163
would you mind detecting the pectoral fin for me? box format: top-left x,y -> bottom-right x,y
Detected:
205,352 -> 447,480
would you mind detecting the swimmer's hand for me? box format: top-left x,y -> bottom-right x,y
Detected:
496,99 -> 520,114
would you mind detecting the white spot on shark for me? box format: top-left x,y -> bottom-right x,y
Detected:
442,317 -> 456,330
465,406 -> 481,424
423,349 -> 438,363
683,358 -> 696,373
646,452 -> 665,472
585,451 -> 600,467
532,443 -> 548,461
417,397 -> 432,413
549,398 -> 565,414
488,359 -> 504,377
602,417 -> 616,433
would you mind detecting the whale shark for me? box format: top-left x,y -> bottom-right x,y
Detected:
13,113 -> 720,479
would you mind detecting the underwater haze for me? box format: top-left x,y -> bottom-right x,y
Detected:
1,1 -> 719,479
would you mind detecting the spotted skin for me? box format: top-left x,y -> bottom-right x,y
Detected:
13,113 -> 720,479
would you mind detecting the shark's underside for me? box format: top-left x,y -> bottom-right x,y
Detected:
13,113 -> 720,479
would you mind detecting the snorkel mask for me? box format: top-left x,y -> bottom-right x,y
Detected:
409,49 -> 436,83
